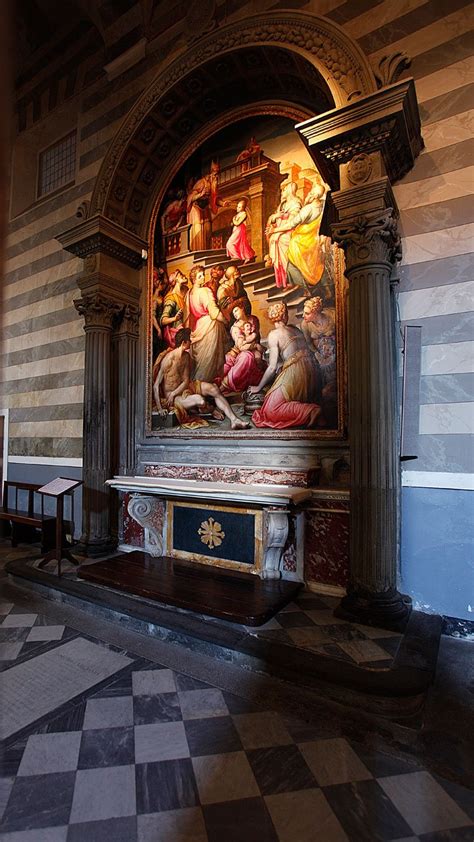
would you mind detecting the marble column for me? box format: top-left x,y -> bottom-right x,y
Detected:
74,292 -> 121,556
332,196 -> 410,629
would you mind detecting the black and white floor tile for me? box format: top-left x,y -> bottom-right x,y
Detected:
0,597 -> 473,841
245,591 -> 403,668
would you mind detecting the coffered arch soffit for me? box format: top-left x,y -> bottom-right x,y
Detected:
92,12 -> 377,238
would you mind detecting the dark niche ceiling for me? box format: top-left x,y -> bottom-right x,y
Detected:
106,44 -> 334,233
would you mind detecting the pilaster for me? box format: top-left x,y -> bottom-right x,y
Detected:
59,214 -> 145,556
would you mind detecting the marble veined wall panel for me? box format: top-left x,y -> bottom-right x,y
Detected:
419,402 -> 474,435
398,280 -> 474,321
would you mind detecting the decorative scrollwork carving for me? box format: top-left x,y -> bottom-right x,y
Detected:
262,508 -> 290,580
127,495 -> 163,556
372,51 -> 411,89
76,200 -> 90,219
332,208 -> 402,271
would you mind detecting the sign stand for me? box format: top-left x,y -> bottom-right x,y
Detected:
37,478 -> 83,576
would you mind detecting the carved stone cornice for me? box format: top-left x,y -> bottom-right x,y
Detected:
297,79 -> 423,185
56,214 -> 147,269
332,207 -> 401,272
74,293 -> 122,330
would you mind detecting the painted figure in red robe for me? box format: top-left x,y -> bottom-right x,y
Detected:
226,198 -> 255,263
249,301 -> 323,429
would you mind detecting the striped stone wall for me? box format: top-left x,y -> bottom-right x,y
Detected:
2,0 -> 472,494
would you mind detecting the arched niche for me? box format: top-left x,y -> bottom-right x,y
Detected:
91,12 -> 377,238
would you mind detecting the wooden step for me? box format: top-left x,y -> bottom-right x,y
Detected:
78,551 -> 302,626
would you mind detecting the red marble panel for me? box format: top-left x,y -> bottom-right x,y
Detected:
282,514 -> 297,573
144,464 -> 320,488
122,492 -> 145,548
304,503 -> 349,588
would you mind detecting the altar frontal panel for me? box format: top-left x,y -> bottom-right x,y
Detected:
166,501 -> 263,573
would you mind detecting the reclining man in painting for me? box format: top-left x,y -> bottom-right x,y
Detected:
153,328 -> 250,430
249,302 -> 324,429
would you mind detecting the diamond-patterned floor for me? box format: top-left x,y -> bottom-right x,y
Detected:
11,542 -> 403,668
1,594 -> 473,841
244,592 -> 403,668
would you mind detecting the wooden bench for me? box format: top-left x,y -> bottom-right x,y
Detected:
0,481 -> 59,552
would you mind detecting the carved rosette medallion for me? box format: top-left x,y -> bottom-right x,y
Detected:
332,208 -> 402,273
74,293 -> 122,330
347,153 -> 372,186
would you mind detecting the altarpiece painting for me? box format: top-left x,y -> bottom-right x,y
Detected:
148,115 -> 346,438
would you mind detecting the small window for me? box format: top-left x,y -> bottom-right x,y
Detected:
38,131 -> 76,198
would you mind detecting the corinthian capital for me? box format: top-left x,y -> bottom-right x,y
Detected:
74,293 -> 122,329
332,208 -> 401,272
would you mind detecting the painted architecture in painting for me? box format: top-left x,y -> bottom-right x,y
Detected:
150,117 -> 345,436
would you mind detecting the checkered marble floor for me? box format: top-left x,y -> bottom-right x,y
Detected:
3,541 -> 403,669
246,592 -> 403,668
1,597 -> 473,841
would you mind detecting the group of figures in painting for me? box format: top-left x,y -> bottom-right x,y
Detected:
151,131 -> 340,433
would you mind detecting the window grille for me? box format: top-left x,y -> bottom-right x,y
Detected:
38,132 -> 76,197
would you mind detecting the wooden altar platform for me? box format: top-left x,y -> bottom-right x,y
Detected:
77,551 -> 302,626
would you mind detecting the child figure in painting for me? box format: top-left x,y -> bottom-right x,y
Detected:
226,199 -> 255,264
220,305 -> 267,394
241,319 -> 266,363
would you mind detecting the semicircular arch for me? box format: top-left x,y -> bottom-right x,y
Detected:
92,12 -> 376,235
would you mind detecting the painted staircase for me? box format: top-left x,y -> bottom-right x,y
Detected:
189,247 -> 307,319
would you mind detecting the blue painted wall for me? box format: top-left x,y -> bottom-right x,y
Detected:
401,487 -> 474,621
6,464 -> 83,540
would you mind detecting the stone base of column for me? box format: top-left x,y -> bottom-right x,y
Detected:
76,537 -> 118,558
335,585 -> 412,632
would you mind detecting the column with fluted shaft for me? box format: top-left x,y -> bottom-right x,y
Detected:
332,201 -> 409,628
74,292 -> 121,556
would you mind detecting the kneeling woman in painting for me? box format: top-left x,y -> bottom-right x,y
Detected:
249,302 -> 323,429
